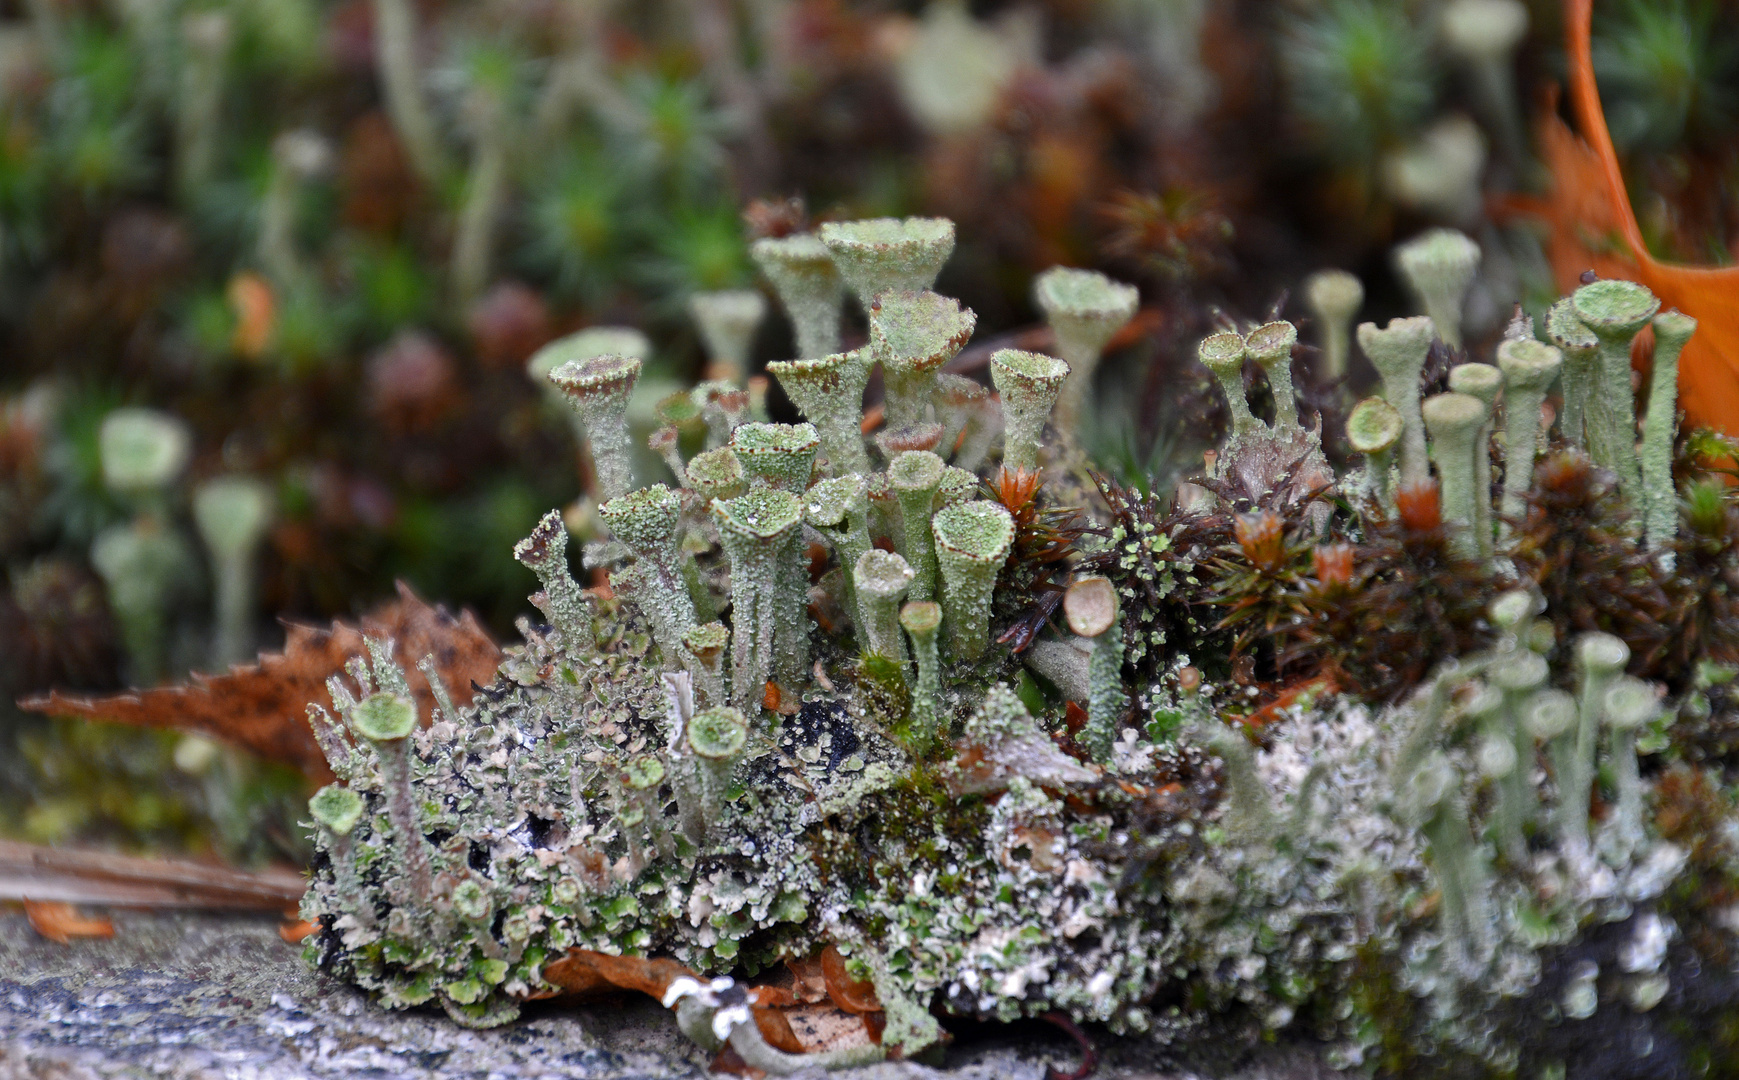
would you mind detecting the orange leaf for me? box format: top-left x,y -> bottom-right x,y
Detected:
540,948 -> 699,1001
279,918 -> 317,943
227,272 -> 276,359
23,898 -> 114,944
819,943 -> 882,1014
1504,1 -> 1739,434
21,582 -> 500,782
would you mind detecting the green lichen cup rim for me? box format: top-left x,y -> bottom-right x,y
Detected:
352,691 -> 417,742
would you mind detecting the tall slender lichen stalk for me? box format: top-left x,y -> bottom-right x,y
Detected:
1527,686 -> 1580,845
1305,269 -> 1362,385
1246,320 -> 1301,430
308,784 -> 372,928
1394,229 -> 1480,349
600,484 -> 698,670
512,510 -> 593,649
1197,722 -> 1274,846
1602,676 -> 1657,858
193,475 -> 274,669
854,550 -> 914,662
371,0 -> 448,185
1032,266 -> 1138,434
1495,338 -> 1563,529
989,349 -> 1069,472
804,474 -> 871,649
1572,279 -> 1659,500
1447,363 -> 1501,558
766,350 -> 872,476
1546,298 -> 1598,449
1358,316 -> 1435,485
1064,576 -> 1125,764
869,291 -> 976,429
452,64 -> 511,307
176,12 -> 232,198
1199,331 -> 1261,440
544,351 -> 642,502
712,488 -> 804,713
730,422 -> 819,492
1440,0 -> 1529,166
349,691 -> 434,904
259,130 -> 329,290
1565,633 -> 1630,855
888,451 -> 945,602
752,234 -> 844,360
817,217 -> 956,309
931,500 -> 1014,660
1487,646 -> 1547,864
1422,392 -> 1487,559
1347,397 -> 1403,514
690,290 -> 768,384
1642,310 -> 1696,550
1401,750 -> 1494,977
900,601 -> 943,756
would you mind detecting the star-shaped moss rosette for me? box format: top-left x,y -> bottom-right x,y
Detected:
868,290 -> 976,430
817,216 -> 955,307
1032,266 -> 1138,432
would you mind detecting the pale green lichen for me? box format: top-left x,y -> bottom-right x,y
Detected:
689,289 -> 767,385
1446,363 -> 1501,557
1345,396 -> 1403,512
1357,315 -> 1435,486
752,233 -> 845,361
712,487 -> 806,711
817,217 -> 955,306
854,548 -> 914,662
730,422 -> 820,492
1421,391 -> 1486,557
931,499 -> 1014,660
868,290 -> 976,430
1572,278 -> 1659,500
544,351 -> 643,502
887,450 -> 945,602
766,350 -> 873,476
1495,338 -> 1562,528
1642,310 -> 1697,550
1394,228 -> 1480,349
1032,266 -> 1138,433
1304,269 -> 1362,384
988,349 -> 1068,473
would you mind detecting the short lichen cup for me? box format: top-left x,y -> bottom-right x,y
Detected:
544,351 -> 643,502
1197,331 -> 1259,439
683,621 -> 731,707
751,233 -> 844,361
818,217 -> 956,308
766,349 -> 873,476
1394,229 -> 1480,349
513,509 -> 593,648
868,290 -> 976,430
1357,316 -> 1436,485
99,406 -> 192,503
1245,320 -> 1301,430
730,422 -> 819,492
689,289 -> 767,385
1063,575 -> 1125,764
931,499 -> 1015,660
308,783 -> 371,926
192,475 -> 275,668
899,600 -> 944,754
1572,278 -> 1659,498
1032,266 -> 1138,433
1545,298 -> 1598,448
599,484 -> 696,667
684,447 -> 748,503
685,705 -> 749,839
989,349 -> 1069,472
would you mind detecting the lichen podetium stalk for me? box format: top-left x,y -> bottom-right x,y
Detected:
888,450 -> 945,602
690,290 -> 767,384
1304,269 -> 1362,386
1032,266 -> 1138,435
1495,339 -> 1562,532
1601,676 -> 1657,859
1245,321 -> 1301,430
512,510 -> 594,649
192,475 -> 274,669
452,80 -> 510,306
931,500 -> 1014,660
600,484 -> 699,671
1422,392 -> 1486,559
900,601 -> 943,756
543,351 -> 642,502
1064,576 -> 1125,764
1641,310 -> 1697,550
1487,649 -> 1547,864
988,349 -> 1069,472
766,350 -> 873,476
712,488 -> 804,714
869,291 -> 976,430
370,0 -> 448,185
804,474 -> 872,650
1566,633 -> 1630,856
1572,279 -> 1659,501
1447,363 -> 1501,558
1357,317 -> 1435,486
1198,331 -> 1261,441
1345,397 -> 1403,514
1546,298 -> 1598,451
752,234 -> 845,360
308,784 -> 372,928
349,691 -> 434,905
1394,229 -> 1480,349
854,549 -> 914,662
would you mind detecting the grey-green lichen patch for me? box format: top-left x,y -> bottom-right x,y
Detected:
818,217 -> 956,304
730,422 -> 821,492
868,290 -> 977,429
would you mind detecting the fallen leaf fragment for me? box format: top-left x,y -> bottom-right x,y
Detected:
279,919 -> 318,943
819,944 -> 882,1015
0,840 -> 306,909
21,582 -> 500,781
23,899 -> 114,944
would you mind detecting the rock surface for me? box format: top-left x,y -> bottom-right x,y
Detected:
0,910 -> 1341,1080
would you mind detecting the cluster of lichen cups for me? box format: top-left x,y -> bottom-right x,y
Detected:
299,217 -> 1721,1074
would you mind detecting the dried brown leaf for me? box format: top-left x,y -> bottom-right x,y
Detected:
23,898 -> 114,944
20,582 -> 500,782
